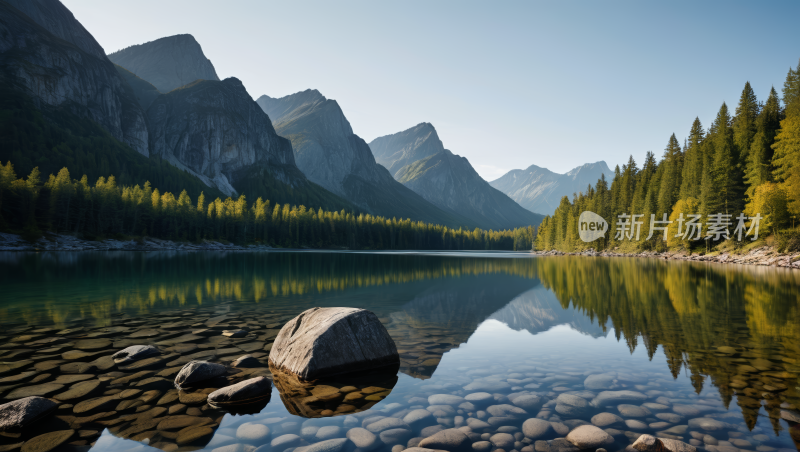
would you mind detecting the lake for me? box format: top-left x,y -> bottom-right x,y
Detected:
0,251 -> 798,452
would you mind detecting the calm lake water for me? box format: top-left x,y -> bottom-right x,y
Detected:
0,251 -> 798,452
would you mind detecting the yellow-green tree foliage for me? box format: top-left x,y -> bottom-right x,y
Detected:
745,182 -> 789,235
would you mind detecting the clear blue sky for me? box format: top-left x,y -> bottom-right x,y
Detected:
63,0 -> 800,180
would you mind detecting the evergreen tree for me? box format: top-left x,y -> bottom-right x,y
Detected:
657,134 -> 684,216
783,59 -> 800,111
745,87 -> 782,198
705,103 -> 743,215
680,118 -> 705,200
733,82 -> 759,163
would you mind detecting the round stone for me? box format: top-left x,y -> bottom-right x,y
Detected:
688,418 -> 727,431
404,409 -> 435,427
522,418 -> 554,439
656,413 -> 682,423
237,422 -> 271,442
271,434 -> 302,451
618,404 -> 652,418
380,428 -> 413,445
472,441 -> 492,452
490,433 -> 515,449
418,428 -> 471,452
465,392 -> 493,405
74,339 -> 111,350
428,394 -> 466,406
53,380 -> 101,401
673,405 -> 701,416
511,394 -> 543,411
20,430 -> 74,452
624,419 -> 648,430
584,374 -> 615,390
366,417 -> 410,433
6,383 -> 64,399
346,427 -> 378,450
591,413 -> 624,428
463,381 -> 511,392
565,425 -> 614,449
302,438 -> 348,452
316,426 -> 343,440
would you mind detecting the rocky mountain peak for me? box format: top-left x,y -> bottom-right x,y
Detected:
108,34 -> 219,93
5,0 -> 107,59
369,122 -> 446,177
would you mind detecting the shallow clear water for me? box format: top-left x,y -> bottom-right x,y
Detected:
0,251 -> 798,452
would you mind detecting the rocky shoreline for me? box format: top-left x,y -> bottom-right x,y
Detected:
531,246 -> 800,270
0,232 -> 273,252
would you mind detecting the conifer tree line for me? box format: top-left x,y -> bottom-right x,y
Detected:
536,59 -> 800,252
0,163 -> 536,251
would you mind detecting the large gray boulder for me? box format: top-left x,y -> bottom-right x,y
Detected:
269,307 -> 399,380
0,396 -> 58,431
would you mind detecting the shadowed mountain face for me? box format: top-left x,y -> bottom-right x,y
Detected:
108,34 -> 219,93
0,0 -> 149,155
257,90 -> 476,227
396,149 -> 544,230
490,162 -> 612,216
147,78 -> 299,196
369,123 -> 543,230
369,122 -> 444,178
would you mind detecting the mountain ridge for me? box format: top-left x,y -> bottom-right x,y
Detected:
490,161 -> 612,216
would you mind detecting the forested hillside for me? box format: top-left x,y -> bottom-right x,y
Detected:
536,61 -> 800,253
0,163 -> 536,250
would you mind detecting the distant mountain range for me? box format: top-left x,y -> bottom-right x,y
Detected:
256,90 -> 477,228
370,123 -> 544,230
0,0 -> 601,230
490,162 -> 612,216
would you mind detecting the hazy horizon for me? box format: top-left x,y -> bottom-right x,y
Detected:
63,0 -> 800,180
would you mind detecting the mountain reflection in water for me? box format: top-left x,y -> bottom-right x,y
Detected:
0,251 -> 798,445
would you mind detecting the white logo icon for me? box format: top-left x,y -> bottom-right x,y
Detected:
579,211 -> 608,242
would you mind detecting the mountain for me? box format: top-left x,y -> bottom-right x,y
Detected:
490,161 -> 612,216
108,34 -> 219,93
148,78 -> 305,197
0,0 -> 149,155
114,64 -> 160,110
256,90 -> 476,227
395,149 -> 544,230
370,122 -> 444,178
369,123 -> 543,230
489,286 -> 607,338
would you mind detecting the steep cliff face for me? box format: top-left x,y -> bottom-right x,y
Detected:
114,64 -> 160,111
147,78 -> 298,196
0,0 -> 149,155
108,34 -> 219,93
490,161 -> 612,215
4,0 -> 107,59
257,90 -> 476,227
395,149 -> 544,230
369,122 -> 444,177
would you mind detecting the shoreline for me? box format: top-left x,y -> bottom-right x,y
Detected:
0,231 -> 272,252
531,246 -> 800,270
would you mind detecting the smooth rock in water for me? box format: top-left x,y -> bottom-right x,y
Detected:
215,445 -> 256,452
232,355 -> 261,368
591,413 -> 624,428
565,425 -> 614,449
625,419 -> 648,430
592,390 -> 647,408
346,427 -> 378,451
112,345 -> 160,364
671,405 -> 700,417
487,404 -> 527,418
366,417 -> 410,433
53,380 -> 101,401
223,330 -> 248,338
633,434 -> 697,452
380,428 -> 413,445
490,433 -> 515,449
0,396 -> 58,431
512,394 -> 543,411
660,438 -> 697,452
404,409 -> 436,428
429,394 -> 466,406
522,418 -> 554,439
618,404 -> 652,418
237,423 -> 271,442
420,425 -> 444,437
463,380 -> 511,392
302,438 -> 349,452
687,418 -> 727,432
269,307 -> 398,379
655,413 -> 681,424
418,428 -> 471,452
271,434 -> 302,452
5,383 -> 64,399
550,438 -> 581,452
472,441 -> 492,452
781,410 -> 800,423
208,376 -> 271,407
465,392 -> 493,406
174,360 -> 227,389
316,426 -> 343,440
466,418 -> 491,429
20,429 -> 74,452
584,374 -> 616,390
